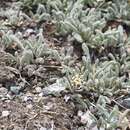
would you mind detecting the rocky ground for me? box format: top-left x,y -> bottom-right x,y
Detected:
1,0 -> 130,130
0,1 -> 82,130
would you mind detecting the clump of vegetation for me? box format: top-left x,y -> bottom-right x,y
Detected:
0,0 -> 130,129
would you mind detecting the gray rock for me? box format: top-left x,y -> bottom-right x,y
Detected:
42,79 -> 65,96
10,86 -> 21,95
35,58 -> 44,64
121,98 -> 130,108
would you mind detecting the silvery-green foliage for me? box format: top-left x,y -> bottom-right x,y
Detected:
63,16 -> 125,48
96,96 -> 119,129
82,0 -> 97,6
46,0 -> 128,49
36,4 -> 46,14
105,0 -> 130,21
47,0 -> 63,11
34,4 -> 51,22
60,42 -> 126,95
84,60 -> 121,95
15,29 -> 45,65
19,29 -> 62,65
59,46 -> 74,66
43,45 -> 75,67
20,0 -> 46,9
1,30 -> 24,49
75,24 -> 124,48
20,0 -> 106,38
35,12 -> 51,23
58,8 -> 107,45
0,2 -> 22,25
21,0 -> 65,23
80,95 -> 129,129
51,0 -> 84,35
91,25 -> 124,48
20,49 -> 34,65
21,29 -> 46,58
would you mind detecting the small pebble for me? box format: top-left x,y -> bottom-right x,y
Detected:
40,127 -> 47,130
35,58 -> 44,64
77,110 -> 83,117
35,87 -> 42,93
23,28 -> 35,38
64,95 -> 70,102
10,86 -> 20,95
0,87 -> 8,95
23,96 -> 33,102
26,104 -> 33,109
2,110 -> 10,117
39,92 -> 43,97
